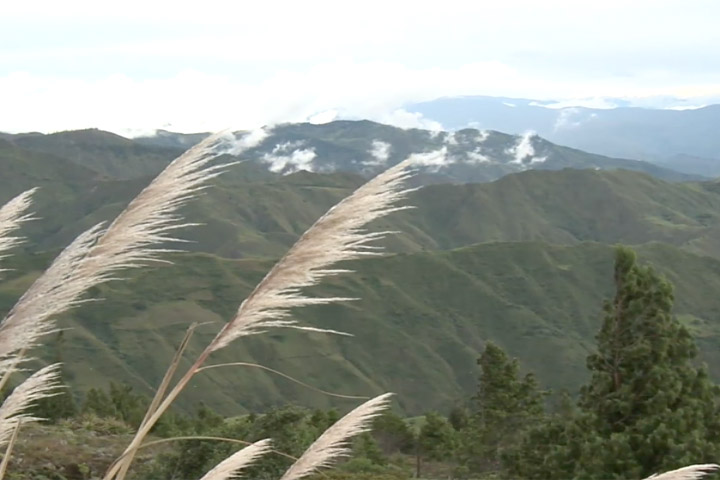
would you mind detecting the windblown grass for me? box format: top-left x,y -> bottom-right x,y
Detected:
0,188 -> 36,273
279,393 -> 393,480
106,150 -> 415,480
0,130 -> 410,480
198,438 -> 272,480
643,464 -> 719,480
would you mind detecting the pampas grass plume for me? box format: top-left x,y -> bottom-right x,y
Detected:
280,393 -> 393,480
199,439 -> 272,480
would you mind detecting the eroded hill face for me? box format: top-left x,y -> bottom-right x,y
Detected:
2,121 -> 720,415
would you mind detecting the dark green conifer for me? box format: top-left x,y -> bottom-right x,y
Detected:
460,341 -> 546,475
506,247 -> 720,479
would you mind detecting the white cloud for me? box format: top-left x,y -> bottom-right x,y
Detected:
224,127 -> 273,155
374,109 -> 444,131
366,140 -> 392,166
308,110 -> 339,124
3,61 -> 720,135
443,132 -> 458,146
407,148 -> 449,172
534,98 -> 620,110
553,108 -> 584,130
439,130 -> 494,164
665,105 -> 707,111
261,143 -> 317,174
528,156 -> 548,165
506,131 -> 546,166
466,149 -> 493,164
4,0 -> 720,135
0,63 -> 510,134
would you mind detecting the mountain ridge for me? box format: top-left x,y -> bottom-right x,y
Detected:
406,96 -> 720,176
1,120 -> 698,184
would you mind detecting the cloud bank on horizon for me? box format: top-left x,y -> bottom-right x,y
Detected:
2,0 -> 720,135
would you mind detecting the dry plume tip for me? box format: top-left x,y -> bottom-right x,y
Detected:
0,132 -> 239,368
199,439 -> 272,480
0,188 -> 37,271
644,464 -> 720,480
0,363 -> 61,448
209,156 -> 418,351
280,393 -> 393,480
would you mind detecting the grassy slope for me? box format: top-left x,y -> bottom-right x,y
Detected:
3,242 -> 720,416
396,168 -> 720,256
5,149 -> 720,261
12,129 -> 181,179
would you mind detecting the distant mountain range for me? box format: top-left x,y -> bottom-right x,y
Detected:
3,121 -> 720,415
1,121 -> 697,185
406,96 -> 720,177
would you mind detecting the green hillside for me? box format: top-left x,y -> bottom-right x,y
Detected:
5,155 -> 720,260
396,168 -> 720,257
11,129 -> 181,179
4,123 -> 720,417
3,242 -> 720,415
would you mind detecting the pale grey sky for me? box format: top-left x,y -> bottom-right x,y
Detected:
2,0 -> 719,134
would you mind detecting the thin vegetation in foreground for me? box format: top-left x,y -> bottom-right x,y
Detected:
0,130 -> 717,480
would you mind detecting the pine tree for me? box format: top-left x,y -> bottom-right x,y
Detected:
460,341 -> 546,475
506,247 -> 720,479
31,331 -> 77,422
372,410 -> 415,455
82,387 -> 118,418
419,411 -> 456,462
578,247 -> 720,478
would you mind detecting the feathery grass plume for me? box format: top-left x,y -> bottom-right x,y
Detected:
0,363 -> 60,448
105,155 -> 420,480
644,464 -> 720,480
0,225 -> 104,375
209,156 -> 417,350
0,188 -> 37,272
0,131 -> 241,373
280,393 -> 393,480
199,439 -> 272,480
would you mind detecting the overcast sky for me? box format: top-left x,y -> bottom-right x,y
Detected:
2,0 -> 719,135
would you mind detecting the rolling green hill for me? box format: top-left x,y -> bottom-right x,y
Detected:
10,129 -> 182,179
394,168 -> 720,258
4,153 -> 720,261
3,123 -> 720,417
3,241 -> 720,415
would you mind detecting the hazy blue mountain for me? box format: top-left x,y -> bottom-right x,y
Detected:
406,96 -> 720,176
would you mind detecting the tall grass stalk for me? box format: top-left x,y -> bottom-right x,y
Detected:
279,393 -> 392,480
643,464 -> 720,480
106,155 -> 415,480
198,439 -> 272,480
0,132 -> 231,376
0,188 -> 36,273
0,131 -> 246,467
0,363 -> 61,447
